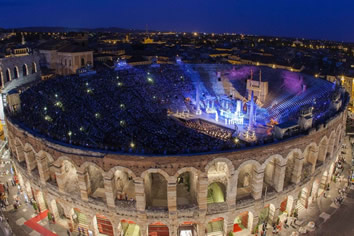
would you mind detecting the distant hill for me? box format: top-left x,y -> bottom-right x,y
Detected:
11,26 -> 149,33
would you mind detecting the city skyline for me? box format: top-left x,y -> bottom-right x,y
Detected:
0,0 -> 354,42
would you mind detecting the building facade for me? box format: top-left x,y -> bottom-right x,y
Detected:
5,105 -> 347,236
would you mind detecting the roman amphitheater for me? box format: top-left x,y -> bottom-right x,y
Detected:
4,64 -> 349,236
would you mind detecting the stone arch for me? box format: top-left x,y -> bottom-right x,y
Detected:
14,137 -> 25,162
13,66 -> 19,79
53,156 -> 79,170
233,211 -> 254,234
207,182 -> 226,203
235,160 -> 261,202
33,189 -> 47,212
328,130 -> 336,159
80,162 -> 105,201
148,222 -> 169,236
5,68 -> 11,82
32,62 -> 37,74
23,143 -> 38,173
302,142 -> 318,178
70,208 -> 90,234
22,64 -> 28,76
262,154 -> 285,193
334,124 -> 342,152
37,150 -> 55,183
108,166 -> 136,205
317,136 -> 329,163
117,219 -> 140,236
93,214 -> 114,236
175,167 -> 200,208
106,166 -> 137,179
50,199 -> 68,227
205,157 -> 235,175
58,158 -> 79,194
297,186 -> 310,209
284,149 -> 302,187
310,179 -> 320,201
142,169 -> 169,209
207,217 -> 224,235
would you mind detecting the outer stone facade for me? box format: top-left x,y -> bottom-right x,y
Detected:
5,108 -> 347,236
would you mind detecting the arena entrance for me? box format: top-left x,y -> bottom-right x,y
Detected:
70,208 -> 89,235
148,222 -> 169,236
207,182 -> 226,203
93,214 -> 113,236
118,220 -> 140,236
233,211 -> 253,234
178,222 -> 197,236
206,217 -> 224,236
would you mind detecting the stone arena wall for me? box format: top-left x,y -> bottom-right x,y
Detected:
5,109 -> 347,236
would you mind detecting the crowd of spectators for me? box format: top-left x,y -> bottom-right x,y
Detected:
12,65 -> 234,154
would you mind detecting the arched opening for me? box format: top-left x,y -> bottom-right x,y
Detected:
50,199 -> 67,227
258,204 -> 275,226
178,222 -> 197,236
24,145 -> 38,175
61,160 -> 79,194
14,140 -> 25,162
23,64 -> 28,76
263,157 -> 281,193
84,165 -> 105,201
207,161 -> 229,184
207,182 -> 226,203
117,219 -> 140,236
148,222 -> 169,236
32,62 -> 37,74
38,152 -> 54,183
13,67 -> 19,79
25,181 -> 33,199
81,58 -> 85,67
297,187 -> 309,210
71,208 -> 89,235
317,171 -> 328,196
206,217 -> 224,236
302,144 -> 317,180
93,214 -> 113,236
144,173 -> 167,209
284,151 -> 299,188
33,190 -> 47,212
113,169 -> 135,207
317,138 -> 328,166
236,163 -> 256,202
177,171 -> 198,208
233,211 -> 253,234
6,68 -> 11,82
310,179 -> 320,202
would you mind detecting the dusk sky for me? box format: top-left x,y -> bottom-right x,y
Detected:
1,0 -> 353,42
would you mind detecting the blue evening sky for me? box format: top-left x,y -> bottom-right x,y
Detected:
0,0 -> 353,42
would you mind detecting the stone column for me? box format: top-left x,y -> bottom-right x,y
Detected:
167,178 -> 178,236
24,150 -> 36,173
197,222 -> 206,236
251,214 -> 260,234
36,154 -> 50,183
251,167 -> 264,200
134,177 -> 146,211
227,174 -> 237,209
197,174 -> 208,212
78,170 -> 89,201
225,214 -> 235,235
104,176 -> 116,208
54,166 -> 65,193
292,156 -> 303,184
272,208 -> 280,224
273,163 -> 286,192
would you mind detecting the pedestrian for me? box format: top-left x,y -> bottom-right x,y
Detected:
284,218 -> 288,228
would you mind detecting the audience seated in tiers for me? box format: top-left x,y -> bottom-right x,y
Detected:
14,65 -> 235,154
